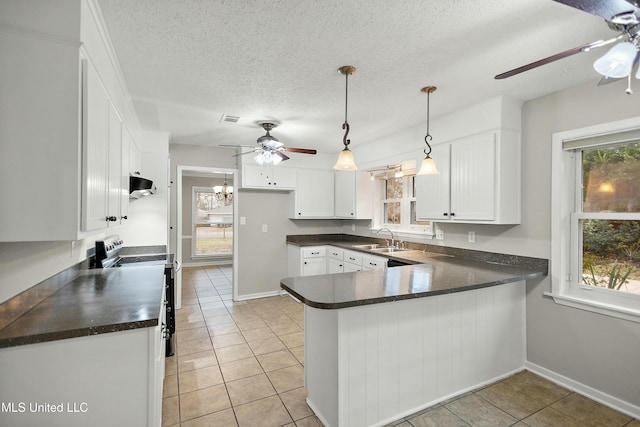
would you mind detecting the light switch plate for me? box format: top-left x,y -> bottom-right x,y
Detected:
262,224 -> 268,232
240,217 -> 246,225
468,231 -> 476,243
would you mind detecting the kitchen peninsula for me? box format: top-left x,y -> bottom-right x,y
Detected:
282,234 -> 547,427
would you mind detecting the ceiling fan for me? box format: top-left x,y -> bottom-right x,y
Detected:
495,0 -> 640,88
222,121 -> 317,165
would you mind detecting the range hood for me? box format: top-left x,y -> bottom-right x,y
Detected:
129,175 -> 155,199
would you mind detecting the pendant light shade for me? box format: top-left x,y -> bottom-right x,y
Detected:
334,65 -> 358,170
417,86 -> 439,175
593,42 -> 637,78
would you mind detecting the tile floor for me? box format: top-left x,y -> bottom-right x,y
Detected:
163,266 -> 639,427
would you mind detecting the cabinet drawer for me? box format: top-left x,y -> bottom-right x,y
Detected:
302,246 -> 326,258
343,250 -> 362,265
362,254 -> 386,270
327,247 -> 344,260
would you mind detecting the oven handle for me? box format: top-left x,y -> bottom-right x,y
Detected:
173,260 -> 181,272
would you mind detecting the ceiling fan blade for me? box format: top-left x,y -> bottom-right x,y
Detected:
284,147 -> 317,155
494,36 -> 622,79
275,151 -> 290,161
231,150 -> 259,157
219,144 -> 255,148
552,0 -> 639,21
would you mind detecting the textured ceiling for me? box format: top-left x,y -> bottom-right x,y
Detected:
97,0 -> 619,155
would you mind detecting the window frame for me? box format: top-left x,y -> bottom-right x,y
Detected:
374,173 -> 434,237
551,117 -> 640,323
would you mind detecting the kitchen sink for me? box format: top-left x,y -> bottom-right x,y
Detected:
352,244 -> 380,250
369,247 -> 408,253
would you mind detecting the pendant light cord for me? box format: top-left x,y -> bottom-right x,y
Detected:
424,90 -> 433,156
342,71 -> 350,148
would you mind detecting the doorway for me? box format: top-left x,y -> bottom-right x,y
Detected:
176,166 -> 239,309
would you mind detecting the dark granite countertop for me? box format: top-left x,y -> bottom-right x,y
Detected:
0,266 -> 166,348
282,234 -> 548,309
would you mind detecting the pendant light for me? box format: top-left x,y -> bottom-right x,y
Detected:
417,86 -> 439,175
333,65 -> 358,170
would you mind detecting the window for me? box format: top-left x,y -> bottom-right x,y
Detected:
551,118 -> 640,322
374,160 -> 433,236
193,187 -> 233,257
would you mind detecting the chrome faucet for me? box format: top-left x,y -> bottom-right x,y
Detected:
376,227 -> 395,248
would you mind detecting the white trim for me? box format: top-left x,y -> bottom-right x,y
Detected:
551,117 -> 640,321
181,260 -> 232,268
177,166 -> 239,309
234,289 -> 287,301
525,361 -> 640,419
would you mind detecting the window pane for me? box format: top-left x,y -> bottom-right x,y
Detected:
194,190 -> 233,256
384,202 -> 401,224
582,142 -> 640,213
385,177 -> 403,199
581,219 -> 640,295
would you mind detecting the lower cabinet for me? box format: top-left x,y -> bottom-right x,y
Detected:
288,245 -> 388,277
0,325 -> 165,427
300,246 -> 327,276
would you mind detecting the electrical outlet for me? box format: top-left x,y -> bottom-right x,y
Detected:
468,231 -> 476,243
240,216 -> 246,225
262,224 -> 268,233
351,223 -> 355,231
435,224 -> 444,240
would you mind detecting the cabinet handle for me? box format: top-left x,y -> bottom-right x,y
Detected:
450,212 -> 455,216
349,257 -> 356,261
304,261 -> 307,264
443,212 -> 449,216
369,262 -> 377,266
121,215 -> 128,220
106,216 -> 117,222
311,251 -> 319,255
273,182 -> 277,186
339,264 -> 343,267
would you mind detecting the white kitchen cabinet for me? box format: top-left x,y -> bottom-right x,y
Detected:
0,30 -> 83,241
343,249 -> 363,272
362,253 -> 387,270
327,257 -> 345,273
416,130 -> 520,224
120,126 -> 131,224
301,246 -> 327,276
334,171 -> 373,219
82,60 -> 126,231
327,247 -> 345,273
290,169 -> 335,218
0,18 -> 134,241
242,164 -> 297,190
0,318 -> 165,427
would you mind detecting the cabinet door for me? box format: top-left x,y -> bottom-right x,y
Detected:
120,126 -> 131,224
243,164 -> 296,190
343,262 -> 362,272
450,133 -> 495,221
327,258 -> 344,274
415,143 -> 450,221
272,167 -> 297,189
82,59 -> 110,231
293,169 -> 334,218
362,254 -> 386,270
334,171 -> 356,218
302,257 -> 327,276
107,101 -> 122,227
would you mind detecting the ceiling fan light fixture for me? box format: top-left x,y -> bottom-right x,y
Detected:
593,41 -> 637,78
334,65 -> 358,171
417,86 -> 439,176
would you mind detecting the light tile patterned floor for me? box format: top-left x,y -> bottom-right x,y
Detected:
163,266 -> 639,427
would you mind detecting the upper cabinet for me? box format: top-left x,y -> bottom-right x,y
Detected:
416,130 -> 520,224
290,169 -> 335,218
0,3 -> 136,241
334,171 -> 372,219
242,164 -> 297,190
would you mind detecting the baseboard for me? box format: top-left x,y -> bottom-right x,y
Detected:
235,289 -> 288,301
525,361 -> 640,419
181,260 -> 232,267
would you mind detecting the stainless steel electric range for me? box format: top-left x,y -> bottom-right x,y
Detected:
91,235 -> 177,357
